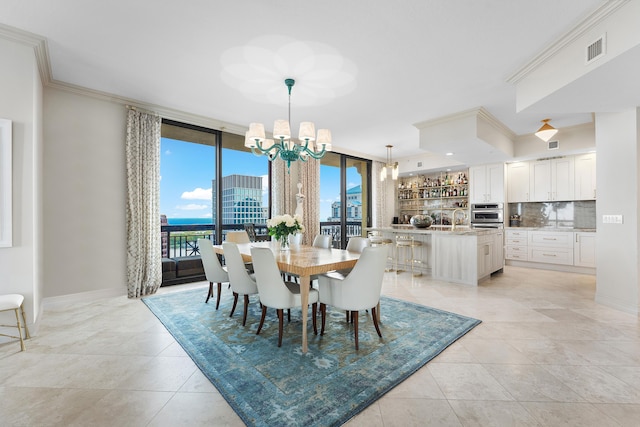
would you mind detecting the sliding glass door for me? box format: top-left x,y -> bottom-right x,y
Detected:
320,152 -> 371,249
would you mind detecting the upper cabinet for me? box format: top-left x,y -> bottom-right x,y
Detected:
507,162 -> 530,202
506,154 -> 594,203
574,153 -> 596,200
530,158 -> 575,201
469,163 -> 505,204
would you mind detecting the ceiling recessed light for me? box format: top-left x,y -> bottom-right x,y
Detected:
445,152 -> 454,156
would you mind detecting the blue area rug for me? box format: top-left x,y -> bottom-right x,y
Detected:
142,288 -> 480,427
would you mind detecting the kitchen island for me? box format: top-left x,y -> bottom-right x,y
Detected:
367,226 -> 504,286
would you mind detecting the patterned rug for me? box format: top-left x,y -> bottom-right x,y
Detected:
142,288 -> 481,427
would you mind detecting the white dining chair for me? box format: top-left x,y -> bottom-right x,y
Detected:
317,245 -> 388,350
333,237 -> 371,277
222,242 -> 259,326
0,294 -> 30,351
225,230 -> 251,244
198,238 -> 229,309
312,234 -> 332,249
250,247 -> 319,347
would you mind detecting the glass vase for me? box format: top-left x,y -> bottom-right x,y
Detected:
279,235 -> 290,251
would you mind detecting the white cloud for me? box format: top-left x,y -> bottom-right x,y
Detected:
165,150 -> 172,155
181,187 -> 212,200
176,203 -> 208,211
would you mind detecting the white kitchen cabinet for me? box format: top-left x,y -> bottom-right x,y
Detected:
505,229 -> 528,261
574,232 -> 596,267
492,230 -> 504,271
551,157 -> 575,201
527,231 -> 574,265
470,163 -> 505,203
477,234 -> 492,279
574,153 -> 597,200
507,162 -> 530,202
529,159 -> 551,201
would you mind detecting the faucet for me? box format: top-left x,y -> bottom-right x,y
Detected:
451,208 -> 465,231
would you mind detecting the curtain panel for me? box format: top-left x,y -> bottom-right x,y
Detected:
372,160 -> 389,228
125,109 -> 162,298
299,158 -> 320,246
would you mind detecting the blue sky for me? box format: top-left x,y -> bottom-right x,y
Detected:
160,137 -> 361,222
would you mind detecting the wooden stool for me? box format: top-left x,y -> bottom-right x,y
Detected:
0,294 -> 30,351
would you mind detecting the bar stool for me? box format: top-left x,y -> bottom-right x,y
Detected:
395,235 -> 423,276
368,231 -> 394,272
0,294 -> 30,351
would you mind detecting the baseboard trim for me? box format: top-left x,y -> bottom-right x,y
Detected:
505,260 -> 596,275
595,293 -> 639,316
43,287 -> 127,309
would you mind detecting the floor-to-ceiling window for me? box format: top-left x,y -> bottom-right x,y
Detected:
160,120 -> 270,256
320,152 -> 371,249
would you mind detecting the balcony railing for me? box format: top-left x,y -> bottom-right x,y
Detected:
161,222 -> 363,258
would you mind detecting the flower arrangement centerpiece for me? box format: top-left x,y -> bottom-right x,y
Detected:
267,214 -> 305,250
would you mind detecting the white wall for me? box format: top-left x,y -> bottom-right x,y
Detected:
43,87 -> 128,299
594,110 -> 639,314
0,37 -> 43,333
513,122 -> 596,160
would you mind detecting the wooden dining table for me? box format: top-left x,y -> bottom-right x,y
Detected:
213,240 -> 360,353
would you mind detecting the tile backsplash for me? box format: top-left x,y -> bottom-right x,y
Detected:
508,201 -> 596,229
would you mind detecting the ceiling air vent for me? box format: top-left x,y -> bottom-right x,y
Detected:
586,34 -> 606,64
548,140 -> 559,150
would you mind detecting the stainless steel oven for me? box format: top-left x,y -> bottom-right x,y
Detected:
470,203 -> 504,228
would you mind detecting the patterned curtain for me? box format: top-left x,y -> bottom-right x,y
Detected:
299,158 -> 320,246
271,160 -> 292,217
125,109 -> 162,298
372,161 -> 389,228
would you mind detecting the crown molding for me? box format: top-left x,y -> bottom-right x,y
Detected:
0,23 -> 52,84
506,1 -> 627,84
413,106 -> 516,140
1,23 -> 247,135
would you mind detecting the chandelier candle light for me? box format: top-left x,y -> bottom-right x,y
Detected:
380,144 -> 399,181
245,78 -> 332,171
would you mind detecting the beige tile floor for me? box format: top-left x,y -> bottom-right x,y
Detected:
1,266 -> 639,426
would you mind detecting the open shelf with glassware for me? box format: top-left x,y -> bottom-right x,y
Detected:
397,170 -> 469,227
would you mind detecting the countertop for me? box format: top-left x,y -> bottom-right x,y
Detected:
368,226 -> 499,236
505,227 -> 596,232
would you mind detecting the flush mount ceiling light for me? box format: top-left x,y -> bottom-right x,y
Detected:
380,145 -> 399,181
535,118 -> 558,142
245,78 -> 332,171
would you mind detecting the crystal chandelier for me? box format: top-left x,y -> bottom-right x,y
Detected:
245,78 -> 332,171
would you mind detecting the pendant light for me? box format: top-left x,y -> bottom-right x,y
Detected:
535,118 -> 558,142
380,145 -> 399,181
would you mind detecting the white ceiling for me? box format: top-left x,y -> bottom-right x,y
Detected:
0,0 -> 606,163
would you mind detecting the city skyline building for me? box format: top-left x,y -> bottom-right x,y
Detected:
212,174 -> 267,225
328,185 -> 362,221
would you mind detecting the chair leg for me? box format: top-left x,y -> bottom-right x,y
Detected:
14,308 -> 25,351
216,283 -> 222,310
371,306 -> 382,338
205,281 -> 213,303
20,304 -> 30,339
352,310 -> 359,350
242,294 -> 250,326
256,305 -> 267,335
230,292 -> 239,317
320,303 -> 326,336
277,309 -> 284,347
312,303 -> 317,335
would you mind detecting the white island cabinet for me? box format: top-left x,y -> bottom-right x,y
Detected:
368,227 -> 503,286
